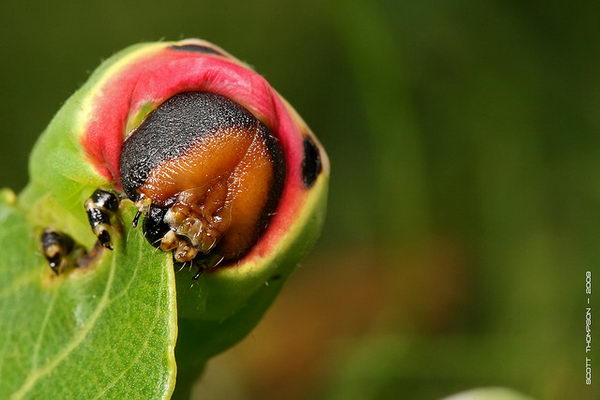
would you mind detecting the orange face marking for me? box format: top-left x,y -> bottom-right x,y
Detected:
139,125 -> 277,261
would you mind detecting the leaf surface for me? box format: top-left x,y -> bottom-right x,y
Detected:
0,192 -> 177,400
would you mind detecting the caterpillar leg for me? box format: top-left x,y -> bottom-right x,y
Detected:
84,189 -> 119,250
41,229 -> 75,274
192,254 -> 225,280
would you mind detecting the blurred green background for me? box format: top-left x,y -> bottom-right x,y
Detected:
0,1 -> 597,399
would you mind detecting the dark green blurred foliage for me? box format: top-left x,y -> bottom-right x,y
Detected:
0,1 -> 597,399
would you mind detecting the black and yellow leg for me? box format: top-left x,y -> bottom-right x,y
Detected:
41,229 -> 75,274
84,189 -> 119,250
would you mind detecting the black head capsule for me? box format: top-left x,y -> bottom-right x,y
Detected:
41,229 -> 75,274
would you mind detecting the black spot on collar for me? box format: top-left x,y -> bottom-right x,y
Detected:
169,44 -> 222,56
302,136 -> 322,188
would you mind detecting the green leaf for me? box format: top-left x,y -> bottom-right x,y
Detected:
0,190 -> 177,399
